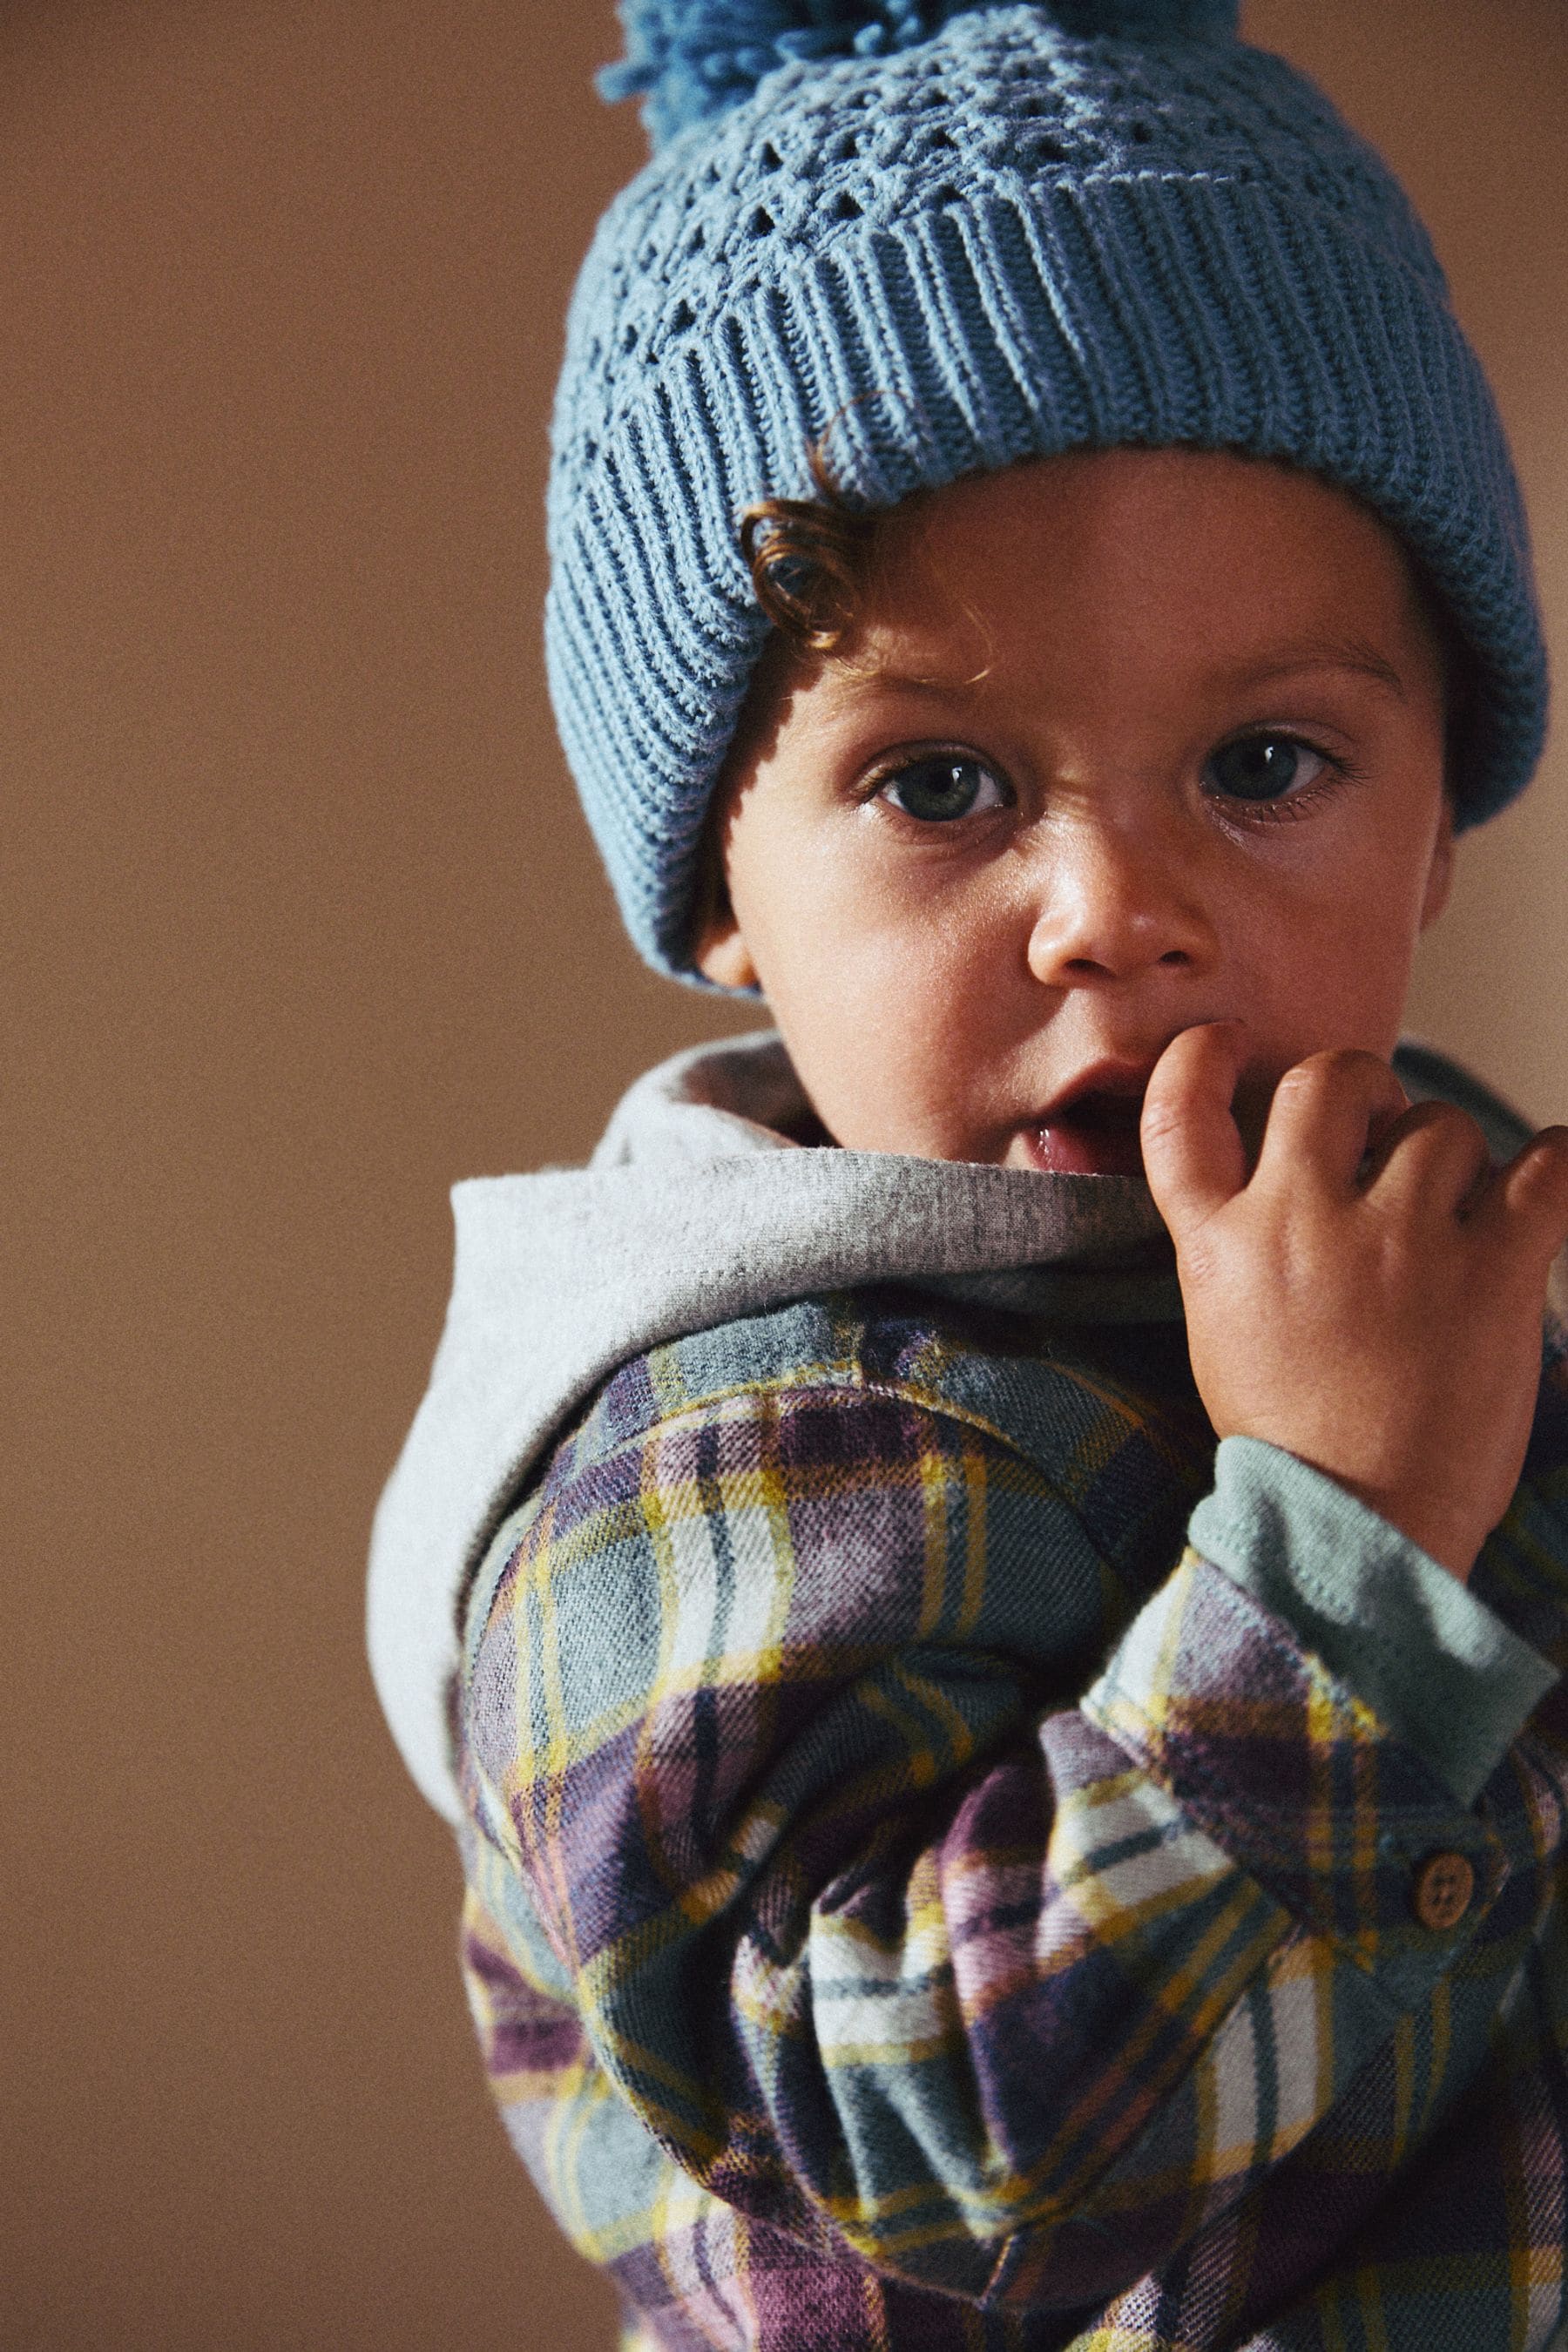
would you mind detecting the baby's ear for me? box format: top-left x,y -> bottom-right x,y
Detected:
1420,794 -> 1456,931
694,920 -> 760,990
690,876 -> 760,990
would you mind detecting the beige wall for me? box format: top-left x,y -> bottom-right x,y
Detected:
3,5 -> 1563,2347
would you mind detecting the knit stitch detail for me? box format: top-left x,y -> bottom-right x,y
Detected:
600,0 -> 1241,150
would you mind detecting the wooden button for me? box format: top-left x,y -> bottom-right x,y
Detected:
1412,1850 -> 1476,1931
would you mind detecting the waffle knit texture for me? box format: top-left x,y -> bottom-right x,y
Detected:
547,0 -> 1547,977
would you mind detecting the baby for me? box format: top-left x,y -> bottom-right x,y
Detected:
368,5 -> 1568,2348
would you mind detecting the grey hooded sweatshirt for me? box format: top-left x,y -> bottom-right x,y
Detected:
367,1028 -> 1550,1826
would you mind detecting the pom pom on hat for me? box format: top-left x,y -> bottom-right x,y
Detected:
601,0 -> 1239,148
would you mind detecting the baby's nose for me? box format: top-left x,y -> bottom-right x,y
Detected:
1024,819 -> 1216,987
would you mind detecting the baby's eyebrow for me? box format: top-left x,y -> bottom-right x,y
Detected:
1225,638 -> 1409,699
831,654 -> 987,698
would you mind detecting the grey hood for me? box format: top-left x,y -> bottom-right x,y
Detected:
368,1031 -> 1182,1822
367,1029 -> 1536,1823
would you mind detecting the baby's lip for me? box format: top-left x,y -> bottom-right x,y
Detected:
1034,1058 -> 1162,1124
1020,1059 -> 1163,1176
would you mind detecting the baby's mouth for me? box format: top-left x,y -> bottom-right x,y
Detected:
1024,1077 -> 1152,1177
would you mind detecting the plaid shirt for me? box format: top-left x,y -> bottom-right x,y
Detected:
456,1289 -> 1568,2350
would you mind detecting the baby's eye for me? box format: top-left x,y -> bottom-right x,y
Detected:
1203,733 -> 1332,805
877,754 -> 1010,823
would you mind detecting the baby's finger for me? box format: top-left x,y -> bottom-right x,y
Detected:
1254,1049 -> 1409,1195
1140,1023 -> 1249,1231
1363,1099 -> 1492,1218
1482,1127 -> 1568,1260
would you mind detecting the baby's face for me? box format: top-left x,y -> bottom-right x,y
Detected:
697,449 -> 1453,1173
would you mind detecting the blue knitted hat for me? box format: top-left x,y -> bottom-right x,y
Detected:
548,0 -> 1546,979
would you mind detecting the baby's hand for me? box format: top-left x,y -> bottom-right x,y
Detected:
1141,1024 -> 1568,1582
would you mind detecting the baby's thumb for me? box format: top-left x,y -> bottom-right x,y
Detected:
1140,1024 -> 1250,1234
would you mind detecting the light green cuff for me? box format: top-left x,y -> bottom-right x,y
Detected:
1190,1436 -> 1558,1805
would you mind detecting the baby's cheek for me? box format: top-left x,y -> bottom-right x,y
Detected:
783,1006 -> 941,1156
1228,875 -> 1415,1054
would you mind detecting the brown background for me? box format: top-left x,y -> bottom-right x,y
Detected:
3,3 -> 1564,2346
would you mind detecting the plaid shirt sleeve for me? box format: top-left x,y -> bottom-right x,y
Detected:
458,1316 -> 1568,2315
